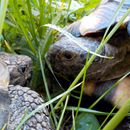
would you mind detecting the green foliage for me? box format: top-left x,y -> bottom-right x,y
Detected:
0,0 -> 9,36
75,113 -> 100,130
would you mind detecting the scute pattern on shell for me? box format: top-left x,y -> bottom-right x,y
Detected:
7,85 -> 52,130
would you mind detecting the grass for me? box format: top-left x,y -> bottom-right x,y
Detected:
1,0 -> 130,130
0,0 -> 9,36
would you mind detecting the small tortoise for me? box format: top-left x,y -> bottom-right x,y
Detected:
0,53 -> 52,130
0,52 -> 32,86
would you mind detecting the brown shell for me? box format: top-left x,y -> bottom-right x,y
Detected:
67,0 -> 130,36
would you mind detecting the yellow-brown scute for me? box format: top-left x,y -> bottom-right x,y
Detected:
111,77 -> 130,109
84,82 -> 96,96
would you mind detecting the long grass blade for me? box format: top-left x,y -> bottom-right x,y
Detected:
44,24 -> 112,59
0,0 -> 9,35
56,96 -> 69,130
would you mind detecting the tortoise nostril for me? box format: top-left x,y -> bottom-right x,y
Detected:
63,51 -> 74,60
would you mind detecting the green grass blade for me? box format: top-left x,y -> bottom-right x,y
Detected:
10,0 -> 36,54
56,96 -> 69,130
44,24 -> 112,59
0,0 -> 9,35
103,99 -> 130,130
74,52 -> 90,120
66,106 -> 116,116
102,0 -> 125,40
38,50 -> 58,127
26,1 -> 39,46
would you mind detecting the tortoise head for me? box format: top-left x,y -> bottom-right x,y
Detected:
47,36 -> 130,82
0,52 -> 32,86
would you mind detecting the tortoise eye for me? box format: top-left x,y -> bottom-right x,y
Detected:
61,50 -> 76,61
18,65 -> 26,74
63,51 -> 73,60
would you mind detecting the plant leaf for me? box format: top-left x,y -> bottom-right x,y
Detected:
75,113 -> 100,130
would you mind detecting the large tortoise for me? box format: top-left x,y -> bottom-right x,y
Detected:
47,0 -> 130,82
47,0 -> 130,107
47,0 -> 130,129
0,52 -> 52,130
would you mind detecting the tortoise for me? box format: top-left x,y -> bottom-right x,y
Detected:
47,0 -> 130,82
0,52 -> 32,86
47,0 -> 130,129
0,53 -> 52,130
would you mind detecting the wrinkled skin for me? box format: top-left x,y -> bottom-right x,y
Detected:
47,30 -> 130,82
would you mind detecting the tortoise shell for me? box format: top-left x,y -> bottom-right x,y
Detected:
67,0 -> 130,36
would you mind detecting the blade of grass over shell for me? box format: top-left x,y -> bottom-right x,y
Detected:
54,6 -> 130,110
56,96 -> 69,130
0,0 -> 9,36
102,0 -> 125,40
100,7 -> 130,47
44,24 -> 112,59
15,82 -> 81,130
